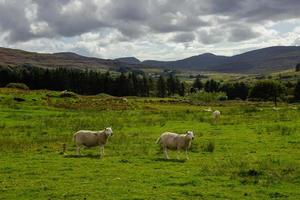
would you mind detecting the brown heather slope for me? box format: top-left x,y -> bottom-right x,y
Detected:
1,46 -> 300,73
0,47 -> 123,70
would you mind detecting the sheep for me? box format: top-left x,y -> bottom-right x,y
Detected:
73,127 -> 113,157
212,110 -> 221,122
156,131 -> 194,160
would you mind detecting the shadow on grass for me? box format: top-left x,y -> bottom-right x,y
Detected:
63,154 -> 101,159
153,158 -> 186,163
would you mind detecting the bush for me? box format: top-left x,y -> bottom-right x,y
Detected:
6,83 -> 29,90
188,91 -> 227,102
218,95 -> 228,101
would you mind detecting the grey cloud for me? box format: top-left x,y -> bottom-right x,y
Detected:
34,0 -> 107,37
228,26 -> 260,42
197,29 -> 225,45
171,32 -> 195,43
0,0 -> 34,42
0,0 -> 299,44
106,0 -> 150,21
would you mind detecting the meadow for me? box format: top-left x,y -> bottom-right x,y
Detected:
0,88 -> 299,199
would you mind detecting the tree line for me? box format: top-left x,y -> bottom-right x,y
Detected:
0,65 -> 185,97
0,64 -> 299,102
191,77 -> 300,103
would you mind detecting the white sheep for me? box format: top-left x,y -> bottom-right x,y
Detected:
73,127 -> 113,157
212,110 -> 221,122
156,131 -> 194,160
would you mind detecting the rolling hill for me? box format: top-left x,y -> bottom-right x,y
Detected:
1,46 -> 300,74
0,47 -> 126,70
142,46 -> 300,73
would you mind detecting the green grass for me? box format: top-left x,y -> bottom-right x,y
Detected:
0,88 -> 299,199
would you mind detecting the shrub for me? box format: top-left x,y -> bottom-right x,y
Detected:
218,95 -> 228,101
188,91 -> 227,102
6,83 -> 29,90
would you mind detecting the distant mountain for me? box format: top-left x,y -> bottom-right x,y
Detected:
143,46 -> 300,73
115,57 -> 141,64
215,46 -> 300,73
143,53 -> 228,69
0,47 -> 128,70
0,46 -> 300,73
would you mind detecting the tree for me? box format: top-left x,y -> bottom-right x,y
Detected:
221,82 -> 249,100
193,77 -> 203,90
204,79 -> 220,92
141,75 -> 150,97
295,80 -> 300,101
249,80 -> 286,106
296,63 -> 300,72
166,74 -> 176,95
179,82 -> 185,96
157,76 -> 167,98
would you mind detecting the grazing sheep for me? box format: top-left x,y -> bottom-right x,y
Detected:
212,110 -> 221,122
156,131 -> 194,160
73,127 -> 113,157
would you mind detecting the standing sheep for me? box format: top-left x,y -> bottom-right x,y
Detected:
156,131 -> 194,160
212,110 -> 221,122
73,127 -> 113,157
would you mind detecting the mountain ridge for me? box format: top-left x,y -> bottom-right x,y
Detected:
1,46 -> 300,73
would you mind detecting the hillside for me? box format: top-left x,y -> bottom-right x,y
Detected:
1,46 -> 300,74
115,57 -> 141,64
0,47 -> 126,70
143,46 -> 300,73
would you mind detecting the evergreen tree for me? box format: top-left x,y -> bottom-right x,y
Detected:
166,74 -> 176,95
157,76 -> 167,98
204,79 -> 220,92
296,63 -> 300,72
179,82 -> 185,96
249,80 -> 286,106
295,80 -> 300,101
193,77 -> 203,90
141,75 -> 150,96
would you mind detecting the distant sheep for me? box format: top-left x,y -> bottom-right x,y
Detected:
156,131 -> 194,160
212,110 -> 221,122
73,127 -> 113,157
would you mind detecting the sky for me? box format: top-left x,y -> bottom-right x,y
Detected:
0,0 -> 300,61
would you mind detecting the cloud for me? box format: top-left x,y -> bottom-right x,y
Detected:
0,0 -> 300,60
171,32 -> 195,43
228,25 -> 260,42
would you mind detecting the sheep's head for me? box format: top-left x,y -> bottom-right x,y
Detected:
186,131 -> 194,140
104,127 -> 113,136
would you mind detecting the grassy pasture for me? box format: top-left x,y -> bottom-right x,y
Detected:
0,88 -> 299,199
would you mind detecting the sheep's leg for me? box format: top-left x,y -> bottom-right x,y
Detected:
102,146 -> 105,156
185,149 -> 189,160
76,146 -> 81,156
99,146 -> 103,157
163,147 -> 169,159
177,147 -> 180,160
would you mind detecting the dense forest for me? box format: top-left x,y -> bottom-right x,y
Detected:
0,64 -> 299,102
